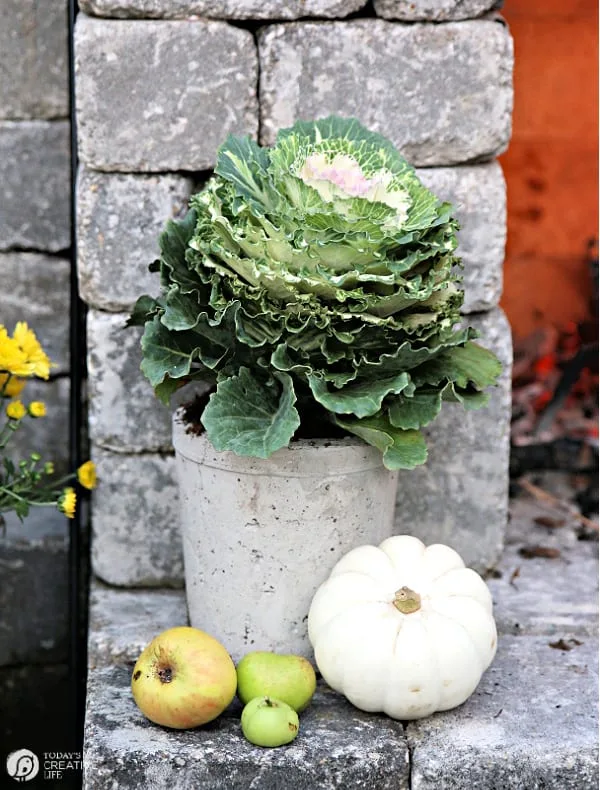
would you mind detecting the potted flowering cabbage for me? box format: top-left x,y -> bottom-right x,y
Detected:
129,117 -> 501,658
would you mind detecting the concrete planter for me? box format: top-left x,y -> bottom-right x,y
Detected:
172,410 -> 398,661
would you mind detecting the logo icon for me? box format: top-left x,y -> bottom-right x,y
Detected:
6,750 -> 39,782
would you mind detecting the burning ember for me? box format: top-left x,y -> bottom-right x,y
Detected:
509,242 -> 598,521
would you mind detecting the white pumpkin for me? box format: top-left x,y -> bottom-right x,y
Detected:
308,535 -> 497,720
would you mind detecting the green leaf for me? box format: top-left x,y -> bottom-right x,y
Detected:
140,317 -> 197,400
335,413 -> 428,470
126,294 -> 159,328
388,389 -> 443,430
308,372 -> 412,418
412,341 -> 503,390
201,369 -> 300,458
215,135 -> 276,213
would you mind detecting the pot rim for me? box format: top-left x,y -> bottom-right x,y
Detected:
172,408 -> 391,476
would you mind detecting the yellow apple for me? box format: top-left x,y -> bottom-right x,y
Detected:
131,626 -> 237,729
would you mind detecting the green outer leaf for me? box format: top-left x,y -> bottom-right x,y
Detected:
412,341 -> 502,390
335,414 -> 428,470
388,389 -> 443,430
308,372 -> 411,418
201,369 -> 300,458
126,294 -> 159,327
140,317 -> 197,402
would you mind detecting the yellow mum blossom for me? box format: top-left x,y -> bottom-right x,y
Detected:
59,487 -> 77,519
12,322 -> 52,380
6,400 -> 26,420
28,401 -> 46,418
77,460 -> 97,490
0,326 -> 31,377
0,373 -> 26,397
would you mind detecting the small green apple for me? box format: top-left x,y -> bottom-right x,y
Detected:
241,696 -> 299,747
236,651 -> 317,712
131,626 -> 237,729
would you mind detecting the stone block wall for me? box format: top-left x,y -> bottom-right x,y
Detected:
75,2 -> 513,585
0,0 -> 73,751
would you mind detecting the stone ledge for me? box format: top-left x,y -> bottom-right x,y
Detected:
84,667 -> 409,790
83,491 -> 598,789
259,20 -> 513,166
408,636 -> 598,790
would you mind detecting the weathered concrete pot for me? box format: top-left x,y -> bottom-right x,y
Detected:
172,411 -> 398,661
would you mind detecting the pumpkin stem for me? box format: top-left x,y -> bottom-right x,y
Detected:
393,586 -> 421,614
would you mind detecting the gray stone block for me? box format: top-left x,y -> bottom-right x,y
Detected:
259,20 -> 513,166
87,310 -> 173,453
408,636 -> 598,790
79,0 -> 369,18
83,665 -> 409,790
0,0 -> 69,120
374,0 -> 501,21
4,376 -> 72,476
77,169 -> 194,312
91,447 -> 183,587
88,582 -> 188,667
394,308 -> 512,572
75,15 -> 258,172
0,121 -> 71,251
488,496 -> 599,638
0,253 -> 70,370
416,163 -> 506,313
0,509 -> 68,666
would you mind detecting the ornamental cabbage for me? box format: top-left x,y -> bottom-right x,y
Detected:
129,116 -> 501,470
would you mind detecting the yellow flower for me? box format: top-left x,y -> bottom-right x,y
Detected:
44,461 -> 55,475
6,400 -> 26,420
59,487 -> 77,519
77,460 -> 97,490
0,326 -> 30,377
12,322 -> 52,380
28,401 -> 46,418
0,373 -> 25,398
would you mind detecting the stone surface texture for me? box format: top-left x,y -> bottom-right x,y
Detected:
75,15 -> 258,172
79,0 -> 369,18
417,163 -> 506,313
90,447 -> 183,587
395,308 -> 512,572
489,494 -> 599,638
0,510 -> 68,666
87,310 -> 199,453
0,0 -> 69,120
88,582 -> 188,667
374,0 -> 502,21
259,20 -> 513,166
83,494 -> 598,789
0,121 -> 71,251
84,667 -> 409,790
77,169 -> 195,311
408,636 -> 598,789
0,253 -> 70,370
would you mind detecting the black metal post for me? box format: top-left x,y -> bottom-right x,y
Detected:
67,0 -> 88,754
